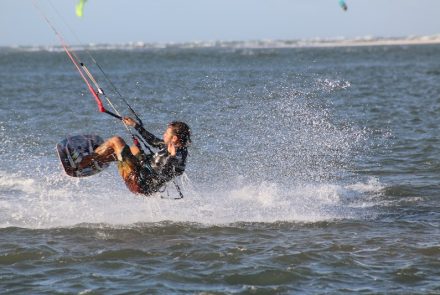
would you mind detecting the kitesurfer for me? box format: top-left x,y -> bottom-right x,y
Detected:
78,117 -> 191,196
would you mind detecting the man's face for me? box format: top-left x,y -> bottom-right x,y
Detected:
163,127 -> 176,145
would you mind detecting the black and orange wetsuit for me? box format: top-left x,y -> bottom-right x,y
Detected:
117,125 -> 188,195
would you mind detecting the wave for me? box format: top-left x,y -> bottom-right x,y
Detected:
2,35 -> 440,52
0,168 -> 383,229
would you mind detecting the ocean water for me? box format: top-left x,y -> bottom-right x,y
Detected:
1,42 -> 440,294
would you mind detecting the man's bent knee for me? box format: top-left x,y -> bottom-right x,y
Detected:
108,136 -> 127,148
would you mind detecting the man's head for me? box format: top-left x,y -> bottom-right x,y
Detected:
164,121 -> 191,147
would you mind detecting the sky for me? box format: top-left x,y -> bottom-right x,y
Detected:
1,0 -> 440,46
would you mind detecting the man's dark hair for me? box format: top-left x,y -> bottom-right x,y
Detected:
169,121 -> 191,147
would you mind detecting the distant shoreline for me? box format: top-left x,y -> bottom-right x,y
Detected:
2,35 -> 440,51
296,36 -> 440,48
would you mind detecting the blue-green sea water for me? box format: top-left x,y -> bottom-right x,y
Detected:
1,42 -> 440,294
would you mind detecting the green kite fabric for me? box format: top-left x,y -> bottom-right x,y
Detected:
75,0 -> 87,18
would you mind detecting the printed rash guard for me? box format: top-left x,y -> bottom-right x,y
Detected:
134,124 -> 188,194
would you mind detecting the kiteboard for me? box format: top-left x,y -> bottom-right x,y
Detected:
56,134 -> 109,177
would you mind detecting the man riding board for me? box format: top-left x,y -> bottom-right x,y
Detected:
78,117 -> 191,196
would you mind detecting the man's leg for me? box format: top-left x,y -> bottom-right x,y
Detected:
130,145 -> 141,156
79,136 -> 127,169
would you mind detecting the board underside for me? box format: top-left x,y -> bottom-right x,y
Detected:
56,134 -> 109,177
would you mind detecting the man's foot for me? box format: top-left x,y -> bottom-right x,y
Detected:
78,154 -> 95,169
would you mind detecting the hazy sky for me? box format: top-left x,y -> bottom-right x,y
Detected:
2,0 -> 440,46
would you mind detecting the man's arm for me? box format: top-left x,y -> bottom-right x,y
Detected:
135,124 -> 164,148
123,117 -> 164,148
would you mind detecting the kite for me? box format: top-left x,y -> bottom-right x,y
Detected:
75,0 -> 87,18
339,0 -> 348,11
